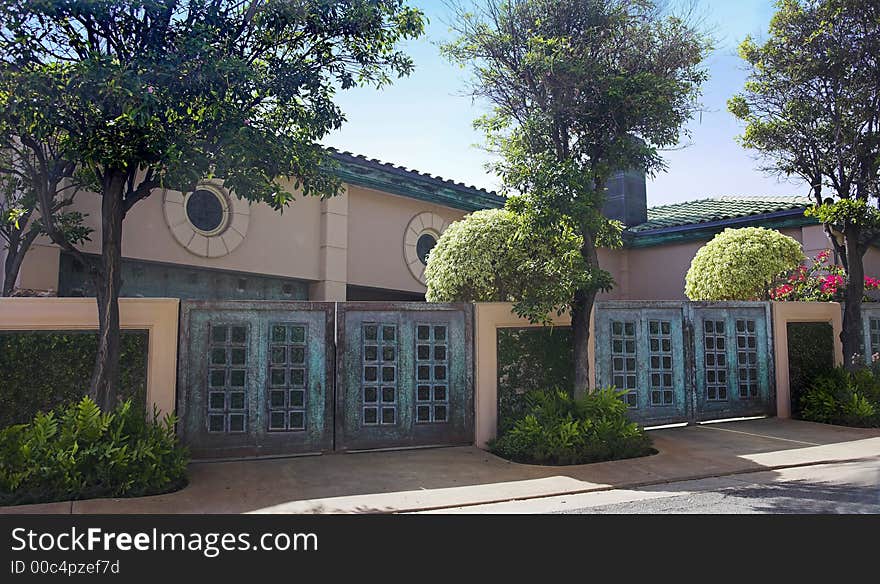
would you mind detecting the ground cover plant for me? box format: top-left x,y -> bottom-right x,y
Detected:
0,397 -> 189,506
490,388 -> 656,466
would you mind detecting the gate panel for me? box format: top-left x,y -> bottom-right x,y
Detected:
178,301 -> 334,458
691,303 -> 774,421
336,303 -> 473,451
595,303 -> 689,426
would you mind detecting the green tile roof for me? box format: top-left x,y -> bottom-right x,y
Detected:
628,195 -> 815,233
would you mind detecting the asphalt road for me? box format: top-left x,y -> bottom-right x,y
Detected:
434,458 -> 880,514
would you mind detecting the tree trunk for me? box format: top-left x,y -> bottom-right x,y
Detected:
2,243 -> 20,296
572,230 -> 600,398
90,173 -> 126,411
3,228 -> 41,296
842,226 -> 865,371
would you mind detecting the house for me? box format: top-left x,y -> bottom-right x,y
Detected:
4,151 -> 877,301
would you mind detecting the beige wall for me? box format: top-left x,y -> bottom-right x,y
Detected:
473,302 -> 595,449
18,242 -> 61,292
15,180 -> 472,299
771,301 -> 843,418
63,178 -> 324,282
0,297 -> 179,416
346,185 -> 466,293
16,186 -> 880,303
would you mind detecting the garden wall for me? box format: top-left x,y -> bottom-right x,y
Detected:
474,301 -> 844,447
0,298 -> 179,417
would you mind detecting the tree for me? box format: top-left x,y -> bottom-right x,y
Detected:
684,227 -> 804,301
728,0 -> 880,368
425,207 -> 592,319
443,0 -> 711,394
0,143 -> 90,297
0,0 -> 424,409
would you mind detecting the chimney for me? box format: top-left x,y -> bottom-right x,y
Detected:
602,169 -> 647,227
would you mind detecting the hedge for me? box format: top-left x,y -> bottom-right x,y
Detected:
0,331 -> 148,428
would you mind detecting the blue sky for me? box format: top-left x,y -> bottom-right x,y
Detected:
322,0 -> 805,207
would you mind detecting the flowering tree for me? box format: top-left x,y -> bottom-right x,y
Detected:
771,250 -> 880,302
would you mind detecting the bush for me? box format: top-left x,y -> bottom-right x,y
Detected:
801,366 -> 880,427
0,330 -> 148,428
685,227 -> 804,301
497,327 -> 573,435
770,249 -> 880,301
0,397 -> 189,506
489,388 -> 656,465
424,208 -> 596,323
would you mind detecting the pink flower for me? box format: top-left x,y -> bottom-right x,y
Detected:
816,250 -> 830,262
147,86 -> 154,94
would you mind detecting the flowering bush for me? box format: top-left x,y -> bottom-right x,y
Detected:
684,227 -> 805,301
770,250 -> 880,301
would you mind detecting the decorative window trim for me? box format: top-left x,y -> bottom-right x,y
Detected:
163,178 -> 250,258
404,212 -> 449,284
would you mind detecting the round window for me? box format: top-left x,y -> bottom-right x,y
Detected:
185,188 -> 227,235
416,232 -> 438,265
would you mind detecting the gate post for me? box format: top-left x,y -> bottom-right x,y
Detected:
683,302 -> 698,424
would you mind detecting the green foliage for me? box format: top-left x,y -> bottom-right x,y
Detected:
442,0 -> 711,355
424,208 -> 598,322
786,322 -> 835,417
0,331 -> 147,428
684,227 -> 805,301
0,397 -> 189,506
496,327 -> 573,434
806,199 -> 880,231
728,0 -> 880,361
0,0 -> 426,207
801,366 -> 880,427
489,388 -> 656,465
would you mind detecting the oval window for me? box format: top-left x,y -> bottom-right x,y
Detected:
416,232 -> 438,265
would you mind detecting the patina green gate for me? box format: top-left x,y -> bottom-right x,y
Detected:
595,301 -> 775,425
177,301 -> 473,458
335,303 -> 473,451
178,301 -> 335,458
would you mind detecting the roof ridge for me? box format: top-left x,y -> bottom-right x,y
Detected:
327,147 -> 499,197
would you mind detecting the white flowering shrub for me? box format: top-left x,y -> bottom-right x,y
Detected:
425,209 -> 588,321
684,227 -> 805,301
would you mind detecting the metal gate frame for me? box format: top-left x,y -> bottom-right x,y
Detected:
594,301 -> 776,425
334,302 -> 474,452
177,300 -> 474,458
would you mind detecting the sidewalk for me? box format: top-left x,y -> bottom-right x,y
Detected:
3,418 -> 879,514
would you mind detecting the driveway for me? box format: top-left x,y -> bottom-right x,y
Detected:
3,418 -> 879,514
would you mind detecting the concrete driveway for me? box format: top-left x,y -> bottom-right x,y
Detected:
3,418 -> 880,514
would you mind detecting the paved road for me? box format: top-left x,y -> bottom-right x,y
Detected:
430,458 -> 880,514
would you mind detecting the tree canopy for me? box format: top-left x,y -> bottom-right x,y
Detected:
0,0 -> 424,406
443,0 -> 710,392
728,0 -> 880,366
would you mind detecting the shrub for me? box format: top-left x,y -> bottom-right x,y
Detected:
424,208 -> 594,323
0,397 -> 189,506
770,249 -> 880,301
684,227 -> 804,301
0,330 -> 148,428
800,366 -> 880,427
489,388 -> 656,465
497,326 -> 573,435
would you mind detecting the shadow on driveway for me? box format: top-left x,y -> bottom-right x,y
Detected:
3,418 -> 879,514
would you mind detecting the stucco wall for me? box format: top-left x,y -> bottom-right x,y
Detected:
59,179 -> 324,282
346,185 -> 466,293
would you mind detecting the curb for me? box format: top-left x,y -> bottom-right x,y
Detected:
394,454 -> 880,514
